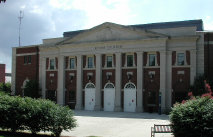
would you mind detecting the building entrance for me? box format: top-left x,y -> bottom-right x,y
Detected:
85,83 -> 96,110
124,82 -> 136,112
104,83 -> 115,111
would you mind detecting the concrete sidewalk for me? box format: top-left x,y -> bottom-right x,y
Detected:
62,110 -> 173,137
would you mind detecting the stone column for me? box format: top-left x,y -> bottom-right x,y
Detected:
160,51 -> 166,113
136,52 -> 143,112
57,55 -> 65,105
95,54 -> 102,110
114,53 -> 122,111
190,50 -> 197,85
166,51 -> 172,111
75,55 -> 83,110
11,48 -> 16,95
41,57 -> 46,99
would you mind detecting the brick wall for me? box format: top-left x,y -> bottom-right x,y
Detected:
65,70 -> 77,108
121,69 -> 137,88
102,69 -> 115,89
172,68 -> 190,104
0,64 -> 5,83
143,68 -> 160,112
102,55 -> 105,67
83,70 -> 96,88
46,71 -> 58,90
16,47 -> 38,54
15,47 -> 39,95
204,33 -> 213,81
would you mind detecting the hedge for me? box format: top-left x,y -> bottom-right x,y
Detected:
169,96 -> 213,137
0,92 -> 76,137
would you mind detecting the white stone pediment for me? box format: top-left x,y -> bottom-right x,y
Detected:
60,22 -> 167,44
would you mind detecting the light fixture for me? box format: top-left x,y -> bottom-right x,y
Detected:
127,73 -> 132,80
127,72 -> 133,81
106,74 -> 111,81
149,71 -> 155,79
70,75 -> 74,83
88,75 -> 92,81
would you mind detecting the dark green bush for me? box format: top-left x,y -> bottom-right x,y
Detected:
0,82 -> 11,94
0,93 -> 77,136
170,97 -> 213,137
24,80 -> 40,98
190,75 -> 213,96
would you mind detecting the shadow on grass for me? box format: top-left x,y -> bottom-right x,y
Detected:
0,131 -> 54,137
0,130 -> 74,137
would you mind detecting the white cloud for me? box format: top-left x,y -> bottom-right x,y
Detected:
0,51 -> 11,73
30,5 -> 43,14
204,16 -> 213,30
66,0 -> 133,28
49,0 -> 73,10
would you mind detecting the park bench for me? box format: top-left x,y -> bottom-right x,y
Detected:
151,124 -> 172,137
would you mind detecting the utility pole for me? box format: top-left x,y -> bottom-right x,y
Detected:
18,10 -> 24,47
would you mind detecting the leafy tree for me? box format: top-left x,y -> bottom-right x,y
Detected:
24,80 -> 40,98
190,75 -> 213,96
0,82 -> 11,94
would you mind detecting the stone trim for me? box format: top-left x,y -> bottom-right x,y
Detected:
16,53 -> 37,56
11,48 -> 16,95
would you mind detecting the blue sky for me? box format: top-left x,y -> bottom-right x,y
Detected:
0,0 -> 213,75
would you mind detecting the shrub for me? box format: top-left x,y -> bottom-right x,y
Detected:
24,80 -> 40,98
48,105 -> 77,137
0,82 -> 11,94
170,96 -> 213,137
190,75 -> 213,96
0,93 -> 77,136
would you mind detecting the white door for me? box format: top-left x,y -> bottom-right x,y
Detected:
85,83 -> 96,111
104,83 -> 115,111
124,82 -> 136,112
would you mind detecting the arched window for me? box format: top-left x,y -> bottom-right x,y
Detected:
104,83 -> 115,89
85,83 -> 95,89
124,82 -> 136,89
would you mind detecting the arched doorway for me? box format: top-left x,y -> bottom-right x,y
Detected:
85,82 -> 96,110
124,82 -> 136,112
104,83 -> 115,111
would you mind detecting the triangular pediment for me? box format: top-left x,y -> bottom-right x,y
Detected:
58,22 -> 167,45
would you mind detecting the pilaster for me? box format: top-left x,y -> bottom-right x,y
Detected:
41,57 -> 46,99
136,52 -> 143,112
94,54 -> 102,110
57,55 -> 65,105
160,51 -> 166,113
75,55 -> 83,110
11,48 -> 16,95
166,51 -> 172,111
114,52 -> 122,111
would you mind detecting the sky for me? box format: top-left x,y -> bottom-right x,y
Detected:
0,0 -> 213,74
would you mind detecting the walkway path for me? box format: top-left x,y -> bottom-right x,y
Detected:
62,110 -> 173,137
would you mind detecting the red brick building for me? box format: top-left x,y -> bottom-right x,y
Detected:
0,64 -> 5,83
11,20 -> 213,113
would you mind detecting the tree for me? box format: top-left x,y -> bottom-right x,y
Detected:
189,75 -> 213,96
24,80 -> 40,98
0,82 -> 11,94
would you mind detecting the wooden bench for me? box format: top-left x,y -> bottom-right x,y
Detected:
151,124 -> 172,137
